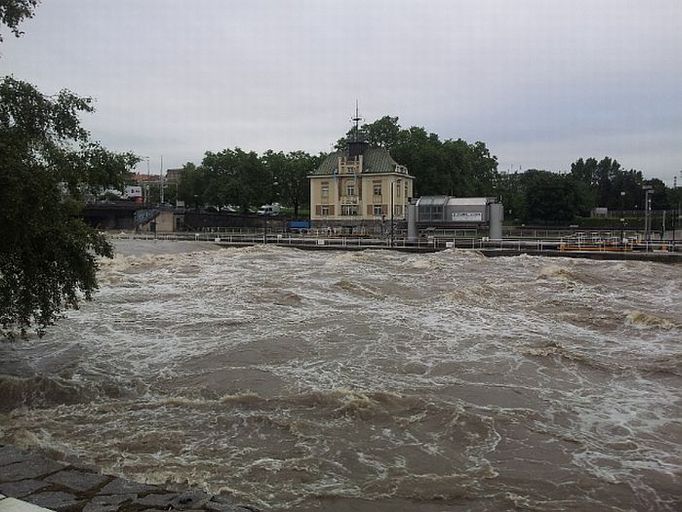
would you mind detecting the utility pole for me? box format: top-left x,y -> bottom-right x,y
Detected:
160,155 -> 164,205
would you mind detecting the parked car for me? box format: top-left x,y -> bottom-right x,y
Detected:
257,203 -> 281,216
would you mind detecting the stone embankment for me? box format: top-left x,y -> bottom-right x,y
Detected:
0,445 -> 257,512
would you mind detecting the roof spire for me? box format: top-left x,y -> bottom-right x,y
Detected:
351,99 -> 363,142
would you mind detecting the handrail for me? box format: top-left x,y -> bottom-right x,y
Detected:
108,232 -> 681,254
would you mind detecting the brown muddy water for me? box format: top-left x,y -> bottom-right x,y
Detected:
1,241 -> 681,511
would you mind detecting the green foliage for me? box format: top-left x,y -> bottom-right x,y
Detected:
337,116 -> 499,198
645,178 -> 669,210
177,149 -> 318,215
264,150 -> 320,217
177,162 -> 205,207
0,0 -> 39,41
666,186 -> 682,213
336,115 -> 401,150
498,155 -> 677,224
0,76 -> 136,338
176,115 -> 676,227
200,148 -> 270,212
520,170 -> 585,223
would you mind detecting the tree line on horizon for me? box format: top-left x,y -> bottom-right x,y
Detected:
169,116 -> 680,224
2,0 -> 679,340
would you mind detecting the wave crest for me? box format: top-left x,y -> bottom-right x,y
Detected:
0,375 -> 91,411
625,310 -> 677,330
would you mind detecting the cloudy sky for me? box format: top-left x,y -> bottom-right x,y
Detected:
3,0 -> 681,182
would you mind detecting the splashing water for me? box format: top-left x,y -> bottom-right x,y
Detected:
1,240 -> 680,511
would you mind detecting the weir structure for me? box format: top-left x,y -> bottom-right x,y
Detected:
406,196 -> 504,241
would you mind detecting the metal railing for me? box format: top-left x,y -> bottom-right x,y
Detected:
109,232 -> 681,254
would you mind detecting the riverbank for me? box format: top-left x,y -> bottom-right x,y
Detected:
0,444 -> 256,512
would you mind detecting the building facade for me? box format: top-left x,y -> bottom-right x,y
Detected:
309,141 -> 414,228
413,196 -> 500,224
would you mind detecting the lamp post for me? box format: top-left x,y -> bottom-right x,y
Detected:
620,191 -> 626,245
643,186 -> 653,250
159,155 -> 165,206
266,180 -> 278,240
141,156 -> 150,205
390,181 -> 394,248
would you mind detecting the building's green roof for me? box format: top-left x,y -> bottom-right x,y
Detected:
310,147 -> 404,176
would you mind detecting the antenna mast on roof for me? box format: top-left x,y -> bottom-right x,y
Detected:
351,99 -> 363,142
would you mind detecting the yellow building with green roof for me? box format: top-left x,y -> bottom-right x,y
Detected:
308,140 -> 414,227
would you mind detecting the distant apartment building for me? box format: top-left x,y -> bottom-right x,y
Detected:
165,168 -> 183,183
309,140 -> 414,227
131,168 -> 182,185
131,172 -> 158,184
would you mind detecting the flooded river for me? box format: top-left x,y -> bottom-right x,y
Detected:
1,241 -> 681,511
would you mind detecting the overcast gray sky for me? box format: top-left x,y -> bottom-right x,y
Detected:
2,0 -> 681,182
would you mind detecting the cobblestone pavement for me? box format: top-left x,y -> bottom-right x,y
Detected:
0,445 -> 258,512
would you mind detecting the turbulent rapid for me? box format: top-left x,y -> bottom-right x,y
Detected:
1,241 -> 680,511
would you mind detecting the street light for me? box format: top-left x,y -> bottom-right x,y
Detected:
159,155 -> 165,205
620,191 -> 626,245
643,186 -> 653,249
390,181 -> 394,248
139,156 -> 151,205
264,180 -> 278,239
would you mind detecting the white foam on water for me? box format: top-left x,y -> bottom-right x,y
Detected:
1,241 -> 680,511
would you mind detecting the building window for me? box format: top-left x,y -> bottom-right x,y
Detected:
394,205 -> 403,216
341,205 -> 358,216
373,205 -> 382,216
346,183 -> 355,196
373,183 -> 382,196
321,205 -> 330,216
321,183 -> 329,200
396,180 -> 401,197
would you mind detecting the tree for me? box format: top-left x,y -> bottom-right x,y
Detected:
335,116 -> 500,199
594,157 -> 621,207
644,178 -> 669,210
0,0 -> 39,41
276,151 -> 318,217
570,157 -> 598,186
261,150 -> 287,205
201,148 -> 270,212
177,162 -> 206,208
0,77 -> 137,337
497,172 -> 527,221
521,170 -> 583,224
